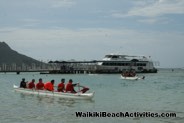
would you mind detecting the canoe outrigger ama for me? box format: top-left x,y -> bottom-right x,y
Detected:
13,85 -> 95,100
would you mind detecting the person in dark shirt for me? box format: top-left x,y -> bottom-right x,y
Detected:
20,78 -> 27,88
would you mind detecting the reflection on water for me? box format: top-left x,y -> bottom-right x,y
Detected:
36,96 -> 55,104
19,93 -> 35,99
17,92 -> 95,108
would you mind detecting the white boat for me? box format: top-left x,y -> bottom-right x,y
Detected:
49,53 -> 158,74
97,53 -> 158,73
120,75 -> 145,80
13,85 -> 94,100
121,76 -> 139,80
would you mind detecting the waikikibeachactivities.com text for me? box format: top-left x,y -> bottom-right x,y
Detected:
75,112 -> 176,118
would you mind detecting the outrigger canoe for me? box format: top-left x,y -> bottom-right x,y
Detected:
121,76 -> 139,80
121,75 -> 145,80
13,85 -> 94,100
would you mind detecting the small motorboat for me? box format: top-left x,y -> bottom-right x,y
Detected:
13,85 -> 94,100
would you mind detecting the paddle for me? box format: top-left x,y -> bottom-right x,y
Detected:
76,83 -> 89,93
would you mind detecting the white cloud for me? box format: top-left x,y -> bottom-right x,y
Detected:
138,18 -> 159,24
1,27 -> 183,47
111,0 -> 184,24
50,0 -> 76,8
138,17 -> 170,24
1,27 -> 183,63
127,0 -> 184,17
0,27 -> 135,49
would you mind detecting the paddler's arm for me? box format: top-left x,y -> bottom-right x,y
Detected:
72,83 -> 79,86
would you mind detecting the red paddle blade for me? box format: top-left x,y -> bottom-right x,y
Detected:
81,87 -> 89,93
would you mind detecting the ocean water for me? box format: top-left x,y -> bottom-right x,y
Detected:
0,69 -> 184,123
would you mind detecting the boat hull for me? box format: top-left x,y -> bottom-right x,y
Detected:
121,76 -> 139,80
13,85 -> 94,100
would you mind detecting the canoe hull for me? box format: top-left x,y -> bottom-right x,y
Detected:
13,85 -> 94,100
121,76 -> 139,80
121,75 -> 145,80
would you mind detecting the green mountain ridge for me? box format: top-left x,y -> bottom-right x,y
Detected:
0,41 -> 43,66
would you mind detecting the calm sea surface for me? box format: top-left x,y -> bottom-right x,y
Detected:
0,69 -> 184,123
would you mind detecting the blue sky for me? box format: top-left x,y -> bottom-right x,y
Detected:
0,0 -> 184,68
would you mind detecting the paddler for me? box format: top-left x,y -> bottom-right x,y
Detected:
28,79 -> 35,89
44,80 -> 55,91
65,79 -> 78,93
36,78 -> 44,90
20,78 -> 27,88
57,78 -> 65,92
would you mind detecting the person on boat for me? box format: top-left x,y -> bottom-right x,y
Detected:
132,69 -> 136,76
28,79 -> 35,89
36,78 -> 44,90
20,78 -> 27,88
130,71 -> 136,77
57,78 -> 65,92
65,79 -> 78,93
122,70 -> 136,77
142,76 -> 145,79
122,71 -> 129,77
44,80 -> 55,91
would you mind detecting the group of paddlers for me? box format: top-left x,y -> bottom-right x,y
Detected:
121,70 -> 136,77
121,70 -> 145,79
19,78 -> 89,93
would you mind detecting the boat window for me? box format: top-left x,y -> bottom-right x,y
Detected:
112,55 -> 118,58
125,63 -> 130,66
136,63 -> 147,66
131,59 -> 139,62
102,62 -> 108,65
102,62 -> 146,66
138,67 -> 143,70
105,55 -> 111,58
110,63 -> 114,65
117,63 -> 121,66
136,63 -> 140,66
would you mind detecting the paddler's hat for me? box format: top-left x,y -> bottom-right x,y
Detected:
69,79 -> 73,82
